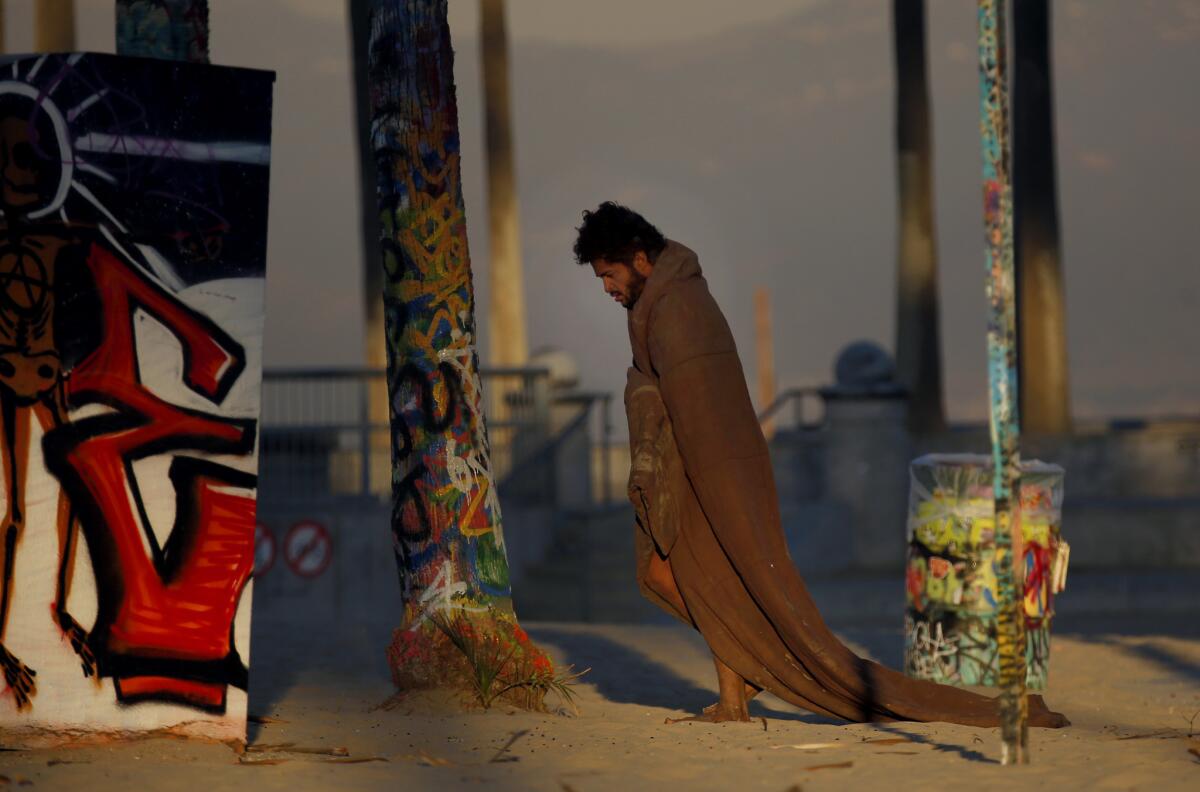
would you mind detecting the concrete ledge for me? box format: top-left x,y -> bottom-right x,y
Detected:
1063,498 -> 1200,567
803,569 -> 1200,628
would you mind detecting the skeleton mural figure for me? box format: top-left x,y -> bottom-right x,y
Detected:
0,54 -> 272,738
0,88 -> 93,707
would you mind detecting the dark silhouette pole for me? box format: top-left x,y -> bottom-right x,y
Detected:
892,0 -> 945,433
1013,0 -> 1070,434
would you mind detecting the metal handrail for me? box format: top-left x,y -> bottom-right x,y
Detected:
500,397 -> 595,500
758,386 -> 823,429
257,366 -> 615,505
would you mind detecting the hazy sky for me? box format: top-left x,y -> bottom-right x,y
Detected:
5,0 -> 1198,423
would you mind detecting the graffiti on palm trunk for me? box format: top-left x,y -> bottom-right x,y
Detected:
368,0 -> 511,630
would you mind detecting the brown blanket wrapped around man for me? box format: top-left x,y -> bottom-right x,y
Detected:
623,240 -> 1068,727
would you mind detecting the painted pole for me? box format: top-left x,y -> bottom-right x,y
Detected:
366,1 -> 560,708
364,3 -> 560,712
36,0 -> 75,52
116,0 -> 210,63
977,0 -> 1029,764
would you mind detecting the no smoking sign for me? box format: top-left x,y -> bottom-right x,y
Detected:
284,520 -> 333,579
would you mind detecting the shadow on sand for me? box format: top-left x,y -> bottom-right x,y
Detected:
529,626 -> 839,724
246,615 -> 395,743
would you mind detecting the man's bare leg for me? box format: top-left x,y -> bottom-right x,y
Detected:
647,553 -> 759,721
645,551 -> 688,618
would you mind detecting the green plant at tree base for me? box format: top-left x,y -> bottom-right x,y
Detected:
388,606 -> 588,713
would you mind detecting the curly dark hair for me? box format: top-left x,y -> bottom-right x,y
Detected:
572,202 -> 666,265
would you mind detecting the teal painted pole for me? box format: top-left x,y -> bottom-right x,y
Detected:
977,0 -> 1029,765
116,0 -> 210,63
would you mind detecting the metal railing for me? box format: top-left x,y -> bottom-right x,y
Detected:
257,367 -> 613,507
758,386 -> 825,431
498,390 -> 615,506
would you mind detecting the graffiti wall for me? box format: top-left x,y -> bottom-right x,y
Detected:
0,52 -> 273,745
904,454 -> 1067,690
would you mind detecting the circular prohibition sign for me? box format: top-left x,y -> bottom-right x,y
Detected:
253,523 -> 276,578
283,520 -> 333,579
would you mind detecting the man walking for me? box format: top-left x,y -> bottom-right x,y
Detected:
574,202 -> 1067,727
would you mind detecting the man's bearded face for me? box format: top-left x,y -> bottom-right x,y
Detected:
591,258 -> 648,309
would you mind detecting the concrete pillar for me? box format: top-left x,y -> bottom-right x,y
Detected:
36,0 -> 75,51
481,0 -> 528,368
754,286 -> 776,439
892,0 -> 945,433
820,342 -> 912,571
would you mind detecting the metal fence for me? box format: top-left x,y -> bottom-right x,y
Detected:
758,386 -> 825,431
257,367 -> 613,507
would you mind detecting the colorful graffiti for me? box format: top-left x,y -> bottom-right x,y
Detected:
116,1 -> 210,64
366,0 -> 512,632
904,455 -> 1066,690
977,0 -> 1028,763
0,52 -> 272,744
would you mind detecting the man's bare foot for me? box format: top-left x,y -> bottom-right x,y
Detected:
666,703 -> 753,724
55,609 -> 98,679
668,656 -> 754,724
0,642 -> 36,710
701,682 -> 759,716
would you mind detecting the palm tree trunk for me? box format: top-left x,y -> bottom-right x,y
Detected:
36,0 -> 75,51
977,0 -> 1029,765
349,0 -> 390,494
351,0 -> 387,375
480,0 -> 529,368
754,287 -> 776,440
366,2 -> 556,709
1013,0 -> 1070,434
116,0 -> 210,63
892,0 -> 944,433
365,0 -> 517,629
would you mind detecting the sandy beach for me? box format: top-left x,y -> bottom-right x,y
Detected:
1,609 -> 1196,791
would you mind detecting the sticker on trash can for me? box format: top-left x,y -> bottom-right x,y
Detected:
284,521 -> 333,579
254,523 -> 276,577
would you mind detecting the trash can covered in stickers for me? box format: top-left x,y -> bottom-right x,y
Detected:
903,454 -> 1069,690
